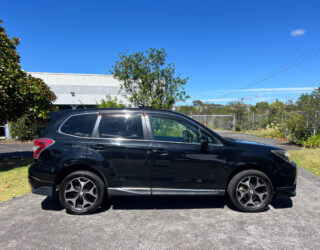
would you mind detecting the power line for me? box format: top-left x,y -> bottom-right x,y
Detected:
219,44 -> 320,98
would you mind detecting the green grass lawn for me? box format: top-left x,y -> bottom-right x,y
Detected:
0,158 -> 33,202
290,149 -> 320,177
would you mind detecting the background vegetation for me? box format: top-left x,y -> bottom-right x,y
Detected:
0,20 -> 56,140
177,87 -> 320,147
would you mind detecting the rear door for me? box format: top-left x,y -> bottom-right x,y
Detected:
87,111 -> 151,194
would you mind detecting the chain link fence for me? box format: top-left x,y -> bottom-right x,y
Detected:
191,111 -> 320,134
191,115 -> 235,131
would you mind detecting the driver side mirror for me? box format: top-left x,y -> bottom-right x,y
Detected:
200,135 -> 208,152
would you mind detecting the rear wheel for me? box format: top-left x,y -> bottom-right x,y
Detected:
59,171 -> 105,215
227,170 -> 274,212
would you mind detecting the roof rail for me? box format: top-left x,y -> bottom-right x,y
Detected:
138,104 -> 152,109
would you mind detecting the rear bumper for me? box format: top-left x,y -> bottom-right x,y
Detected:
28,175 -> 55,196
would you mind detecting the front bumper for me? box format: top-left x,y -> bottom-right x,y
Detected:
276,184 -> 296,197
276,161 -> 297,198
28,175 -> 55,196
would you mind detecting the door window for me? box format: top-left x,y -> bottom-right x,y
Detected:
98,114 -> 143,139
149,116 -> 200,143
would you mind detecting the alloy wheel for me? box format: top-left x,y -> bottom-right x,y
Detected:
64,177 -> 98,211
236,176 -> 269,208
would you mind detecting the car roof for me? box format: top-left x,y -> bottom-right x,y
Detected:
50,108 -> 189,120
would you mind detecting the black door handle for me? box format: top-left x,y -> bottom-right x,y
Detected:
152,148 -> 168,155
91,145 -> 107,150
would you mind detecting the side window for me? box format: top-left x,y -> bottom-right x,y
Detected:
149,116 -> 200,143
201,130 -> 221,145
60,114 -> 97,137
98,114 -> 143,139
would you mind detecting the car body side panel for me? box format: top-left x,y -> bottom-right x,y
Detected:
86,139 -> 151,188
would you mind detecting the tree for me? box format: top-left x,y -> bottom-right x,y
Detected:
111,48 -> 189,109
0,20 -> 56,125
192,100 -> 203,108
99,94 -> 126,108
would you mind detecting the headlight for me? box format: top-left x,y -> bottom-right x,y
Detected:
271,150 -> 290,162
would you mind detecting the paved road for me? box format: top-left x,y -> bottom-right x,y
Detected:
0,143 -> 32,159
0,133 -> 319,249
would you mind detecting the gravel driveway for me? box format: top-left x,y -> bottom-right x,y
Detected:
0,133 -> 319,249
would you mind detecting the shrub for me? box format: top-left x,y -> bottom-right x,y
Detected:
276,113 -> 309,144
10,114 -> 47,141
99,94 -> 126,108
235,125 -> 241,131
303,134 -> 320,148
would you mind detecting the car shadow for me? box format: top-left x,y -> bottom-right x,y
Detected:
110,196 -> 230,210
0,151 -> 33,160
270,197 -> 293,209
40,194 -> 293,214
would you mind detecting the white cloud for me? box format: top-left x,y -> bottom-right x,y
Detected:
200,98 -> 239,102
291,29 -> 306,37
201,87 -> 316,94
235,87 -> 315,92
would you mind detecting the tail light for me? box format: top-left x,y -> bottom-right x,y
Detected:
33,138 -> 55,159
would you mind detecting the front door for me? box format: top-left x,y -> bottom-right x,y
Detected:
146,114 -> 226,195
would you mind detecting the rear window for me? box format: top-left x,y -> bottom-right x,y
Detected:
98,114 -> 143,139
60,114 -> 97,137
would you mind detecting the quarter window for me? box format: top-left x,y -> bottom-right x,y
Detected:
60,114 -> 97,137
149,116 -> 200,143
98,114 -> 143,139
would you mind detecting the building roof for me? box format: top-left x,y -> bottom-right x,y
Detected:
29,72 -> 128,105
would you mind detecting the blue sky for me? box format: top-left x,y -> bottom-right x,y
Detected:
1,0 -> 320,105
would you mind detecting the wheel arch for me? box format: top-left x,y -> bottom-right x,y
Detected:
226,164 -> 277,192
55,164 -> 107,189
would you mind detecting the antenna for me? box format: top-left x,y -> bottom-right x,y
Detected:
78,99 -> 86,109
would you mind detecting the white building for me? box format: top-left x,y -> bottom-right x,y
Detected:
2,72 -> 128,139
29,72 -> 128,110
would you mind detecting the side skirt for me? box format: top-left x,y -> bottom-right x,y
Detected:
152,188 -> 225,196
108,187 -> 225,196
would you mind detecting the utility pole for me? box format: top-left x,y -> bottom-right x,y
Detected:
252,112 -> 255,130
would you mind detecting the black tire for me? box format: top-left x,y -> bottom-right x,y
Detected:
59,170 -> 105,215
227,170 -> 274,212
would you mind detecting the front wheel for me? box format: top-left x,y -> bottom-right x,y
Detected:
227,170 -> 274,212
59,171 -> 105,215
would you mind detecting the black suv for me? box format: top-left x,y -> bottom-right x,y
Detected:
29,108 -> 297,214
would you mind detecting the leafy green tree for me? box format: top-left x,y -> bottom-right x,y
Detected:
228,101 -> 249,130
268,99 -> 285,125
176,105 -> 197,116
111,48 -> 189,109
99,94 -> 126,108
0,20 -> 56,125
192,100 -> 203,108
